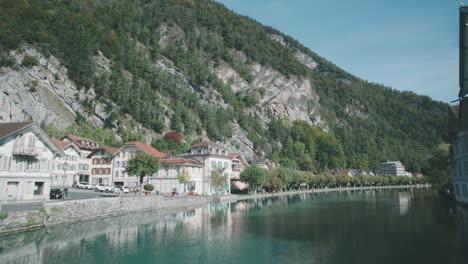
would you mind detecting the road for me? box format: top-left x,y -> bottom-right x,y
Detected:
0,189 -> 119,213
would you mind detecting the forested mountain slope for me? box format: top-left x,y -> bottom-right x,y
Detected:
0,0 -> 448,172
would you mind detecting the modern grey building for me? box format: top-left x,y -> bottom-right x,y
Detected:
449,5 -> 468,204
380,161 -> 408,176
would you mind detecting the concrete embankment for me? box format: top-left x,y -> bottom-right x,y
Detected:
0,185 -> 429,235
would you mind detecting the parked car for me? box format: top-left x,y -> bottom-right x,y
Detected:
50,189 -> 63,199
77,182 -> 93,189
95,184 -> 108,192
114,186 -> 130,194
105,185 -> 115,193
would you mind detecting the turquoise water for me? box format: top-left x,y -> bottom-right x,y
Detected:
1,189 -> 467,264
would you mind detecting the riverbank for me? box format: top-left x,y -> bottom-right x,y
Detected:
0,184 -> 430,235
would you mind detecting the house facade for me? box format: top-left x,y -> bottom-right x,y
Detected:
184,141 -> 231,195
51,140 -> 82,187
113,141 -> 165,188
229,153 -> 249,192
0,122 -> 63,201
150,158 -> 204,194
61,134 -> 99,183
88,146 -> 119,185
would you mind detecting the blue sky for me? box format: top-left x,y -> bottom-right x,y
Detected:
215,0 -> 461,103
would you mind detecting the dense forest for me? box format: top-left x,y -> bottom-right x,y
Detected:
0,0 -> 448,173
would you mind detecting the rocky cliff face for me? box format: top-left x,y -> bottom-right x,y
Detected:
0,45 -> 109,130
0,33 -> 328,156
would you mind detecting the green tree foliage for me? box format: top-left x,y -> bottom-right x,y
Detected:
0,0 -> 447,173
240,165 -> 269,193
124,153 -> 160,192
178,167 -> 191,185
427,144 -> 451,188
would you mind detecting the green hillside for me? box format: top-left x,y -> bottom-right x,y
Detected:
0,0 -> 448,173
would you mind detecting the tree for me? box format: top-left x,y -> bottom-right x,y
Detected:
240,165 -> 269,193
427,144 -> 451,189
178,167 -> 191,193
125,153 -> 160,195
211,168 -> 228,194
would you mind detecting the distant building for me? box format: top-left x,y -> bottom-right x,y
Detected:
245,157 -> 279,170
380,161 -> 408,176
229,153 -> 249,191
327,169 -> 375,177
0,122 -> 63,201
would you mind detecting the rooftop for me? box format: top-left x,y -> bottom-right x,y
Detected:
124,141 -> 165,158
0,121 -> 34,140
192,141 -> 226,150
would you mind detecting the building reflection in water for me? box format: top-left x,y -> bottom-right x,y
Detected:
0,188 -> 460,264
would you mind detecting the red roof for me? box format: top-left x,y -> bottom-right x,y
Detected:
53,140 -> 72,150
126,141 -> 165,158
161,158 -> 204,166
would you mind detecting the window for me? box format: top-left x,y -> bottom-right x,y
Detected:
463,184 -> 468,197
176,166 -> 180,175
211,161 -> 216,168
224,162 -> 228,169
100,168 -> 105,174
106,168 -> 111,175
455,184 -> 460,196
218,162 -> 222,169
164,166 -> 169,176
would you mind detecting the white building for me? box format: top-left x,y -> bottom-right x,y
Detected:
380,161 -> 409,176
51,140 -> 83,188
184,141 -> 231,195
61,134 -> 100,183
0,122 -> 63,201
113,141 -> 165,188
150,158 -> 204,195
88,146 -> 119,185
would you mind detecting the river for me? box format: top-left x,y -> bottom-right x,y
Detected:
0,188 -> 467,264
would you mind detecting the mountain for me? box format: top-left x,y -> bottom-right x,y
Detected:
0,0 -> 448,172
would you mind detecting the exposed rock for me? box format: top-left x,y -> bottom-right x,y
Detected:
0,45 -> 106,129
269,34 -> 318,70
212,60 -> 250,92
345,104 -> 369,120
158,23 -> 186,48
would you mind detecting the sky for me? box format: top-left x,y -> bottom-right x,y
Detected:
215,0 -> 461,103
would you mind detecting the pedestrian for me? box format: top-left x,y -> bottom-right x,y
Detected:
64,188 -> 69,199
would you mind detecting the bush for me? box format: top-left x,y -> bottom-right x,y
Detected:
144,184 -> 154,191
21,55 -> 39,68
0,212 -> 8,220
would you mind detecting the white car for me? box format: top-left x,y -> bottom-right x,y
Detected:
105,185 -> 115,193
114,186 -> 129,194
95,184 -> 108,192
77,182 -> 93,189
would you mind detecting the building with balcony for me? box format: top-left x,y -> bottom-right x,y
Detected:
184,141 -> 231,195
0,122 -> 63,201
87,146 -> 119,186
113,141 -> 165,188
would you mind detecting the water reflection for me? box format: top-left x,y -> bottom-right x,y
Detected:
0,188 -> 467,264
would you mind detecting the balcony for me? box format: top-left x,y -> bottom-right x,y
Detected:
12,145 -> 41,157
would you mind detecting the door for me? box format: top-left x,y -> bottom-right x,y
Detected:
6,182 -> 19,197
33,182 -> 44,195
